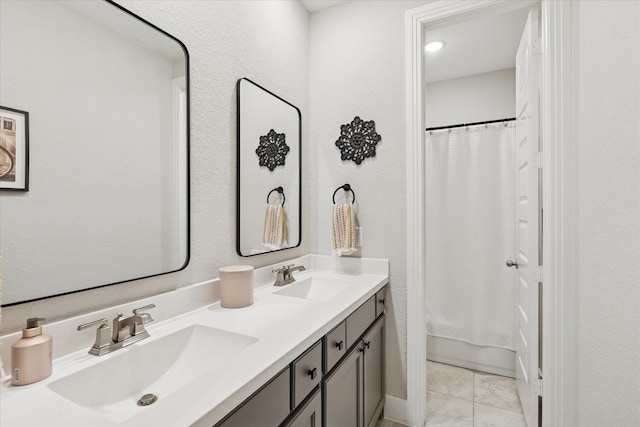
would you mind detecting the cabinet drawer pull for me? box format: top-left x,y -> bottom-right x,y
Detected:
378,298 -> 385,305
364,341 -> 370,349
307,367 -> 317,380
335,340 -> 344,351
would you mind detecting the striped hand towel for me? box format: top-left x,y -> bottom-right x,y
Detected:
263,203 -> 287,250
331,203 -> 360,256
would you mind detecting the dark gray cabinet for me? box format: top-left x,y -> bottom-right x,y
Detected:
283,387 -> 322,427
346,296 -> 376,349
323,314 -> 385,427
363,317 -> 384,427
323,321 -> 346,374
215,285 -> 387,427
292,340 -> 323,409
375,287 -> 386,318
323,340 -> 364,426
215,366 -> 290,427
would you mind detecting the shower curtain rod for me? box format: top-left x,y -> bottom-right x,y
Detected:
425,117 -> 516,132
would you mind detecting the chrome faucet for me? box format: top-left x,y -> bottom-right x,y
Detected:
272,264 -> 306,286
77,304 -> 155,356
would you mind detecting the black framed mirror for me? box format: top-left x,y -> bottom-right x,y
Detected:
0,0 -> 190,305
236,78 -> 301,256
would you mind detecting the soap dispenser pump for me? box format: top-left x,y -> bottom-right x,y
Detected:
11,318 -> 52,386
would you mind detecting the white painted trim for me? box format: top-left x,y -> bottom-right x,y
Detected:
406,1 -> 574,425
383,395 -> 409,425
540,1 -> 578,425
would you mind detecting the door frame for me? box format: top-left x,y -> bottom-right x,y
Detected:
404,1 -> 578,426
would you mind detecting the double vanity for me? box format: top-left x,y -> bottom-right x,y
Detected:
0,255 -> 389,427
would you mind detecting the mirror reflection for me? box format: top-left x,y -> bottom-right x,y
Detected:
236,78 -> 301,256
0,0 -> 190,305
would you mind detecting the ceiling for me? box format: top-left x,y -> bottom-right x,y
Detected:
424,7 -> 530,83
299,0 -> 346,13
297,1 -> 530,82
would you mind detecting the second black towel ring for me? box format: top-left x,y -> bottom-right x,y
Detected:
267,187 -> 285,205
332,184 -> 356,204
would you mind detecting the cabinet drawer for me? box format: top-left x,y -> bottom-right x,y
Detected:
324,321 -> 346,374
282,386 -> 321,427
292,340 -> 322,409
346,296 -> 376,349
216,366 -> 290,427
375,287 -> 387,318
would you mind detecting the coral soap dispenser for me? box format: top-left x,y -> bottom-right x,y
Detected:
11,318 -> 52,386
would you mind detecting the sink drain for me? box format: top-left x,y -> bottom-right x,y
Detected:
137,393 -> 158,406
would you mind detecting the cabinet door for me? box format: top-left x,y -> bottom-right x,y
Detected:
363,315 -> 384,427
375,287 -> 387,318
292,340 -> 323,409
323,344 -> 364,427
346,296 -> 375,350
283,387 -> 322,427
216,367 -> 290,427
324,321 -> 346,374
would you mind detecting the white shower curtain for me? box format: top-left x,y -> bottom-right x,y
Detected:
425,124 -> 517,350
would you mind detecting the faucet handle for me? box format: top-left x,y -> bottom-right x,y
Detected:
133,303 -> 156,324
77,318 -> 112,354
77,318 -> 109,331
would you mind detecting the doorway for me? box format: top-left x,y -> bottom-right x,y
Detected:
405,1 -> 574,426
422,5 -> 535,426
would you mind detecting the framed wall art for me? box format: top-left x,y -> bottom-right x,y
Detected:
0,106 -> 29,191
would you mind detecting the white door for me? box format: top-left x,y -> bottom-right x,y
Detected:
514,7 -> 541,427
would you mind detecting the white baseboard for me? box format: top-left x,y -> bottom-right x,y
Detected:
383,395 -> 410,425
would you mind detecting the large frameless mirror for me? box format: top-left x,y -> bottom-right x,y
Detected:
236,78 -> 301,256
0,0 -> 190,305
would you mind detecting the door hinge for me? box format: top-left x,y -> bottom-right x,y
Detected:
533,265 -> 543,282
532,37 -> 542,55
533,151 -> 543,169
533,377 -> 543,396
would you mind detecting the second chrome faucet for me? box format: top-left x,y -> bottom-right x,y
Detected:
77,304 -> 156,356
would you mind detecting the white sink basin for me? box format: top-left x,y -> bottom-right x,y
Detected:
47,325 -> 258,423
274,276 -> 350,301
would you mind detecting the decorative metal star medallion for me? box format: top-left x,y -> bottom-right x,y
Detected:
335,116 -> 381,165
256,129 -> 289,171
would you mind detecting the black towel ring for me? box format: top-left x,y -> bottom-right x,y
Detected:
267,187 -> 285,205
332,184 -> 356,204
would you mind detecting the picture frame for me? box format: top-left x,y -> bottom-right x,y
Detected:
0,106 -> 29,191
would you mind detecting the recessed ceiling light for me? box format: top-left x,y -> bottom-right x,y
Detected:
425,40 -> 445,53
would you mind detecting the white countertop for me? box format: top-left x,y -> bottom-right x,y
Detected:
0,255 -> 388,426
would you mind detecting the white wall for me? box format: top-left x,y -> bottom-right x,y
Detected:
425,68 -> 515,128
309,0 -> 431,400
0,0 -> 310,333
575,1 -> 640,425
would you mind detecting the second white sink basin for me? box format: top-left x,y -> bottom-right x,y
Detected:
274,276 -> 350,301
48,325 -> 258,423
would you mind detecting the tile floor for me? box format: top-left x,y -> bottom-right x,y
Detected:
376,361 -> 526,427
